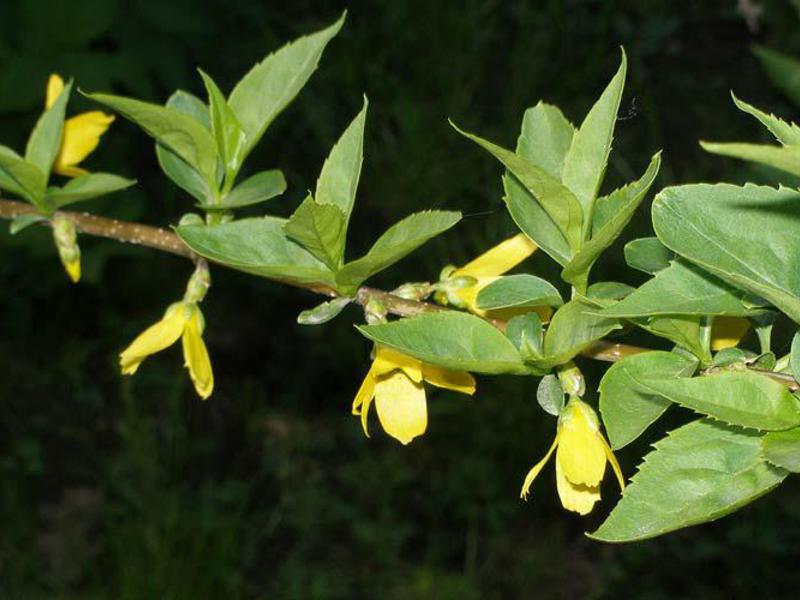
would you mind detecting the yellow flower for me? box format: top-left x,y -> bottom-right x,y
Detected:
450,233 -> 552,321
352,346 -> 476,444
46,74 -> 114,177
711,316 -> 750,351
119,302 -> 214,399
521,398 -> 624,515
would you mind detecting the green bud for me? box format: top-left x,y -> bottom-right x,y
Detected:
184,260 -> 211,304
557,362 -> 585,397
51,215 -> 81,283
392,282 -> 433,301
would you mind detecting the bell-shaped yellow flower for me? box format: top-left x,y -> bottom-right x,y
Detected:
46,74 -> 114,177
449,233 -> 552,321
119,302 -> 214,399
352,346 -> 476,444
711,316 -> 750,351
521,398 -> 624,515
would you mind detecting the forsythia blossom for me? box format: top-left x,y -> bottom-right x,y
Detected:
46,74 -> 114,178
711,316 -> 750,351
353,346 -> 475,444
521,398 -> 624,515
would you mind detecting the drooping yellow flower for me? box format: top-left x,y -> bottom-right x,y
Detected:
521,398 -> 624,515
46,74 -> 114,177
711,316 -> 750,351
120,302 -> 213,399
352,346 -> 476,444
449,233 -> 552,321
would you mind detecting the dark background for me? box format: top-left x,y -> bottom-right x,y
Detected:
2,1 -> 800,598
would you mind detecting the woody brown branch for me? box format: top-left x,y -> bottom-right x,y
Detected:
1,197 -> 795,390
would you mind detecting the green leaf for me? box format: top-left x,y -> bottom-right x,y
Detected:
0,145 -> 47,205
204,169 -> 286,210
562,49 -> 627,235
156,91 -> 214,204
476,274 -> 563,310
452,122 -> 583,252
25,79 -> 72,177
336,210 -> 461,290
175,217 -> 335,288
653,183 -> 800,324
43,173 -> 135,211
640,371 -> 800,431
505,312 -> 544,360
537,374 -> 564,416
86,92 -> 218,184
315,97 -> 367,225
633,315 -> 709,363
586,281 -> 634,301
357,311 -> 527,375
731,93 -> 800,145
590,419 -> 787,543
700,141 -> 800,176
762,427 -> 800,472
228,12 -> 345,160
792,332 -> 800,382
199,69 -> 247,183
502,106 -> 573,265
624,237 -> 673,274
9,214 -> 46,234
536,298 -> 622,369
562,151 -> 661,289
602,259 -> 762,318
297,297 -> 351,325
283,196 -> 346,270
599,350 -> 698,449
753,45 -> 800,107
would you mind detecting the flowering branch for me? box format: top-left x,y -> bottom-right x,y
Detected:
1,196 -> 796,390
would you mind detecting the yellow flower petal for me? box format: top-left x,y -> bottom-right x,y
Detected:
53,112 -> 115,177
119,307 -> 186,375
556,403 -> 607,487
711,316 -> 750,351
452,233 -> 537,279
46,74 -> 65,109
422,363 -> 476,395
600,434 -> 626,491
372,346 -> 423,383
352,366 -> 377,437
555,456 -> 601,515
63,256 -> 81,283
374,371 -> 427,445
182,311 -> 214,400
520,434 -> 559,500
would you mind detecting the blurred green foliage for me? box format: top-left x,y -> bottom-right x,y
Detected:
3,0 -> 800,598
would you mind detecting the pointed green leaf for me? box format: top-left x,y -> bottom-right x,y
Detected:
453,122 -> 583,252
602,260 -> 762,318
176,217 -> 335,288
640,371 -> 800,431
591,419 -> 787,543
9,214 -> 46,235
0,145 -> 47,205
43,173 -> 135,210
791,332 -> 800,382
562,151 -> 661,289
700,141 -> 800,176
502,106 -> 573,265
505,312 -> 544,360
753,45 -> 800,107
624,237 -> 673,274
297,297 -> 351,325
199,69 -> 247,182
156,91 -> 214,204
336,210 -> 461,289
653,183 -> 800,324
476,274 -> 563,310
86,92 -> 218,183
762,427 -> 800,472
25,79 -> 72,177
599,350 -> 698,449
562,49 -> 627,234
228,12 -> 345,160
731,93 -> 800,145
357,311 -> 527,375
284,196 -> 346,270
633,315 -> 710,363
316,97 -> 367,225
204,169 -> 286,210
